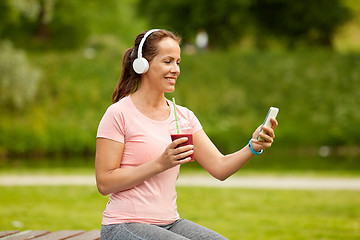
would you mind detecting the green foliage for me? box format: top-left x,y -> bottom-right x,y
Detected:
0,0 -> 358,158
0,0 -> 129,50
1,185 -> 359,239
45,1 -> 90,49
0,46 -> 121,156
137,0 -> 352,49
251,0 -> 352,48
0,0 -> 87,49
1,48 -> 360,157
168,50 -> 360,152
0,0 -> 16,34
0,41 -> 41,110
0,0 -> 354,50
137,0 -> 252,48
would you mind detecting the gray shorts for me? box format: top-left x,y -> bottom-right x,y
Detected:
100,218 -> 228,240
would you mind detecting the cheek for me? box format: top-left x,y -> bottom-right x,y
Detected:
149,63 -> 165,73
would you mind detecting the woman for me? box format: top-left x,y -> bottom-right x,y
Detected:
96,29 -> 278,240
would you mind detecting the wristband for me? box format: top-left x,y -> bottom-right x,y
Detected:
248,139 -> 263,155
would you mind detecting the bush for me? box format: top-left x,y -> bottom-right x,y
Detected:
168,49 -> 360,152
1,47 -> 359,157
0,41 -> 41,109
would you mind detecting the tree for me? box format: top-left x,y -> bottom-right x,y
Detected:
0,0 -> 90,49
137,0 -> 252,48
250,0 -> 352,48
137,0 -> 352,49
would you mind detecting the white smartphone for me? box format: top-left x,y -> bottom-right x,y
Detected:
257,107 -> 279,141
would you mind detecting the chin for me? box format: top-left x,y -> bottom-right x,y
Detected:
165,87 -> 175,93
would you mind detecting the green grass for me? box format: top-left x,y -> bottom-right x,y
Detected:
178,187 -> 360,240
1,186 -> 359,239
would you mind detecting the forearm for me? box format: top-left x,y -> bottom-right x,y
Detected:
96,137 -> 193,196
194,130 -> 256,181
212,145 -> 254,181
218,119 -> 278,179
96,160 -> 163,195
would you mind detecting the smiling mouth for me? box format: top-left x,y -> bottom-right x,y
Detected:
165,77 -> 176,84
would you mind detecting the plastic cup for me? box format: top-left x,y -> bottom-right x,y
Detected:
169,119 -> 194,161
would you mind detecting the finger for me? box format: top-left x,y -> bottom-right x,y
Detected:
270,118 -> 278,129
250,139 -> 264,152
265,133 -> 274,143
175,144 -> 194,153
175,149 -> 194,160
262,126 -> 275,139
177,157 -> 193,165
171,137 -> 189,148
252,138 -> 272,149
257,131 -> 274,143
251,138 -> 260,145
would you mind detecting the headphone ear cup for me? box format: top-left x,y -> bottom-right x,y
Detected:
133,57 -> 149,74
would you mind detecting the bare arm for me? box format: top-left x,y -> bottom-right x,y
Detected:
194,118 -> 278,181
95,137 -> 194,195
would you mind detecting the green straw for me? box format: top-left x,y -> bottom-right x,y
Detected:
172,97 -> 180,134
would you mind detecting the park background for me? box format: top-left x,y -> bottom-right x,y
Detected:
0,0 -> 359,239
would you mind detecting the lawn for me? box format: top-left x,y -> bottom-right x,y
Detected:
1,185 -> 359,239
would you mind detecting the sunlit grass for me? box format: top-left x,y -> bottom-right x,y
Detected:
177,187 -> 360,239
1,186 -> 359,239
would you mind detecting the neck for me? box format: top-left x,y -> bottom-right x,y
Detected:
130,89 -> 170,121
130,89 -> 167,109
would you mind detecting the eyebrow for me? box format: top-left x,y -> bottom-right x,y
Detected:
163,56 -> 181,61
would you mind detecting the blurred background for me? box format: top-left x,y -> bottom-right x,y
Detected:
1,1 -> 360,238
0,0 -> 359,172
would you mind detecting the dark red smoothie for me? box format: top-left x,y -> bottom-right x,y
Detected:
170,133 -> 194,161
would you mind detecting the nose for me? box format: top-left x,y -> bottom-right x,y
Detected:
170,63 -> 180,74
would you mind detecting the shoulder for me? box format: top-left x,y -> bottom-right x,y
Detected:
97,97 -> 132,136
166,98 -> 193,114
176,104 -> 191,112
105,96 -> 132,115
176,104 -> 196,118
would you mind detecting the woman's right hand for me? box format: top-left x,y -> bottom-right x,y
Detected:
157,137 -> 194,171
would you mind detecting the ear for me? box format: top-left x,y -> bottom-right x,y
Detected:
133,57 -> 149,74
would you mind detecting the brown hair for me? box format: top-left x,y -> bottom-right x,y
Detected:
112,29 -> 181,103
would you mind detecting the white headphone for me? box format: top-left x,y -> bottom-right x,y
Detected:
132,29 -> 160,74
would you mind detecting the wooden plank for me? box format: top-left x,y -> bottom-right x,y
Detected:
33,230 -> 85,240
0,230 -> 49,240
0,231 -> 100,240
0,231 -> 20,238
65,230 -> 100,240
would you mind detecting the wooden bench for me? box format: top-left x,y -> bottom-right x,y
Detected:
0,230 -> 100,240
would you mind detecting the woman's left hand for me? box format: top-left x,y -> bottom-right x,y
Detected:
251,118 -> 278,152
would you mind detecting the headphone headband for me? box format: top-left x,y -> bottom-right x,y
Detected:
137,29 -> 160,59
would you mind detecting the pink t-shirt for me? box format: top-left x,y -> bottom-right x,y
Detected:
96,96 -> 202,225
